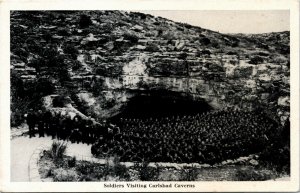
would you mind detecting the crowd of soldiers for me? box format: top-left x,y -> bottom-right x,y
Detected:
92,110 -> 281,164
25,109 -> 112,144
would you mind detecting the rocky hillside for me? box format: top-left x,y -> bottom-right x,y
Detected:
10,11 -> 290,124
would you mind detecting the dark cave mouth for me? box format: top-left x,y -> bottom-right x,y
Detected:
112,90 -> 213,119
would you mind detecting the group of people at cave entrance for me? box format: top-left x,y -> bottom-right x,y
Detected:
25,109 -> 116,144
26,108 -> 288,165
92,110 -> 287,165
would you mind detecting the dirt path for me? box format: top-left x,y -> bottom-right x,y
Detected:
11,136 -> 92,182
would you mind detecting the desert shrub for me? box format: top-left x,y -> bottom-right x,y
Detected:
178,52 -> 188,60
231,41 -> 239,47
77,161 -> 106,180
229,59 -> 239,65
271,55 -> 288,64
112,156 -> 130,180
76,161 -> 94,176
179,166 -> 199,181
78,175 -> 93,181
234,168 -> 273,181
153,21 -> 160,26
249,55 -> 264,65
57,27 -> 70,36
259,144 -> 290,174
195,50 -> 201,57
200,37 -> 211,45
11,72 -> 29,126
176,26 -> 184,31
278,46 -> 289,55
50,140 -> 67,163
123,33 -> 139,44
183,23 -> 192,29
257,120 -> 290,174
79,14 -> 92,28
134,162 -> 160,181
145,31 -> 155,37
58,14 -> 66,22
68,156 -> 77,168
53,168 -> 78,181
211,41 -> 220,48
11,97 -> 31,127
145,43 -> 160,52
157,29 -> 163,36
227,51 -> 237,55
75,157 -> 130,181
257,52 -> 269,57
161,31 -> 176,40
201,49 -> 211,55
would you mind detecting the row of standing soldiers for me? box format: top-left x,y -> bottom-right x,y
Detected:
26,109 -> 115,144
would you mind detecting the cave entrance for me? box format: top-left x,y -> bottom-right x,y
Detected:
111,89 -> 213,120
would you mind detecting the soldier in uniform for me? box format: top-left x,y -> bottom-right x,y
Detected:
64,114 -> 73,141
55,112 -> 62,139
43,109 -> 52,136
89,118 -> 96,143
37,110 -> 45,137
49,112 -> 56,139
71,116 -> 80,143
84,119 -> 92,144
59,112 -> 67,140
50,111 -> 58,139
26,109 -> 36,138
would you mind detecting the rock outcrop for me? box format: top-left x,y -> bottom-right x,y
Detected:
10,11 -> 290,123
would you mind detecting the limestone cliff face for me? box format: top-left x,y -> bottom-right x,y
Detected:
10,11 -> 290,123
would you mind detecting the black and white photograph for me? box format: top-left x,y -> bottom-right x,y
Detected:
1,0 -> 300,192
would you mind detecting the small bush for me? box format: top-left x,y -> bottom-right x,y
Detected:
201,49 -> 211,55
50,140 -> 67,164
178,52 -> 188,60
234,168 -> 272,181
200,37 -> 211,45
134,162 -> 160,181
249,56 -> 264,65
179,166 -> 199,181
112,156 -> 130,180
79,14 -> 92,28
68,156 -> 77,168
145,43 -> 160,52
123,33 -> 139,44
259,123 -> 290,174
227,51 -> 237,55
211,41 -> 220,48
57,28 -> 70,36
76,162 -> 93,176
53,168 -> 78,181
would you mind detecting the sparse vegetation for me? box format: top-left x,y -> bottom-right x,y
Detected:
48,140 -> 68,164
234,167 -> 274,181
79,14 -> 92,28
145,43 -> 160,52
179,166 -> 199,181
134,162 -> 160,181
249,55 -> 264,65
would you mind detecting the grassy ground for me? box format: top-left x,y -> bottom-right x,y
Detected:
38,150 -> 283,181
